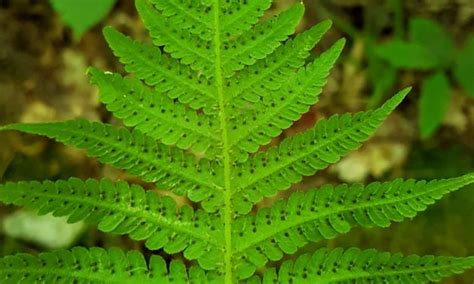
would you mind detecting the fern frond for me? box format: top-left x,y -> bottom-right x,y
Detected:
149,0 -> 214,41
0,247 -> 217,283
0,178 -> 224,268
220,0 -> 272,38
232,88 -> 411,213
102,27 -> 216,112
233,174 -> 474,273
228,38 -> 345,158
258,248 -> 474,283
136,0 -> 214,76
227,20 -> 332,106
0,121 -> 223,208
3,1 -> 472,282
89,68 -> 219,156
221,3 -> 305,76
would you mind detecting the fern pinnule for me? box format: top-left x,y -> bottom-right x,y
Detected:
89,68 -> 219,156
233,174 -> 474,276
0,121 -> 223,205
0,178 -> 224,268
219,0 -> 272,37
0,247 -> 215,283
219,3 -> 304,76
102,27 -> 217,113
256,248 -> 474,283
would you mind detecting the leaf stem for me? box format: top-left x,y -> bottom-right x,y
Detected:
212,1 -> 234,282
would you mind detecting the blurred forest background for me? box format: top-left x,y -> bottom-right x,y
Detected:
0,0 -> 473,282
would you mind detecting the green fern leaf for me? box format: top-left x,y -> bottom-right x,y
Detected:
227,20 -> 332,106
148,0 -> 273,41
89,68 -> 219,156
233,174 -> 474,275
220,0 -> 272,37
149,0 -> 214,41
232,88 -> 411,213
258,248 -> 474,283
0,120 -> 223,209
1,1 -> 473,283
101,27 -> 217,112
220,3 -> 305,76
136,0 -> 214,76
137,0 -> 302,78
0,247 -> 217,283
0,178 -> 223,268
228,38 -> 345,159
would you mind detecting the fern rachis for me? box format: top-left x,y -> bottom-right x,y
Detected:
0,0 -> 473,283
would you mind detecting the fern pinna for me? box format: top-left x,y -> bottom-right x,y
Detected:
0,0 -> 473,283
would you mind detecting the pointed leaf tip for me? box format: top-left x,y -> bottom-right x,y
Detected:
289,2 -> 305,18
0,124 -> 15,132
382,87 -> 411,110
86,66 -> 97,76
322,19 -> 333,28
295,1 -> 305,11
395,86 -> 412,100
468,256 -> 474,265
102,25 -> 121,41
336,37 -> 347,49
102,25 -> 114,35
463,172 -> 474,183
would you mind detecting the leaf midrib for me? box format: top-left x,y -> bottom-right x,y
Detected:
212,1 -> 234,283
0,267 -> 125,283
235,182 -> 455,253
40,123 -> 223,193
112,81 -> 218,142
321,262 -> 471,282
12,188 -> 218,245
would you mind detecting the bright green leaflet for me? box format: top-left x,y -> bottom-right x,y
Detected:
50,0 -> 117,39
455,36 -> 474,98
419,72 -> 452,138
409,18 -> 455,68
374,40 -> 439,70
374,18 -> 454,70
1,0 -> 474,283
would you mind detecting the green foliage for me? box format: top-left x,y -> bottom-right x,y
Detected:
0,247 -> 214,283
419,72 -> 452,138
409,18 -> 455,68
374,18 -> 456,70
454,36 -> 474,98
323,2 -> 473,138
232,91 -> 408,213
0,178 -> 222,269
374,18 -> 455,71
373,17 -> 473,138
233,174 -> 474,278
254,248 -> 474,283
374,40 -> 440,70
49,0 -> 117,40
1,0 -> 473,283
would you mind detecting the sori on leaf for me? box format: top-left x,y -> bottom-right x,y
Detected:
0,0 -> 473,283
